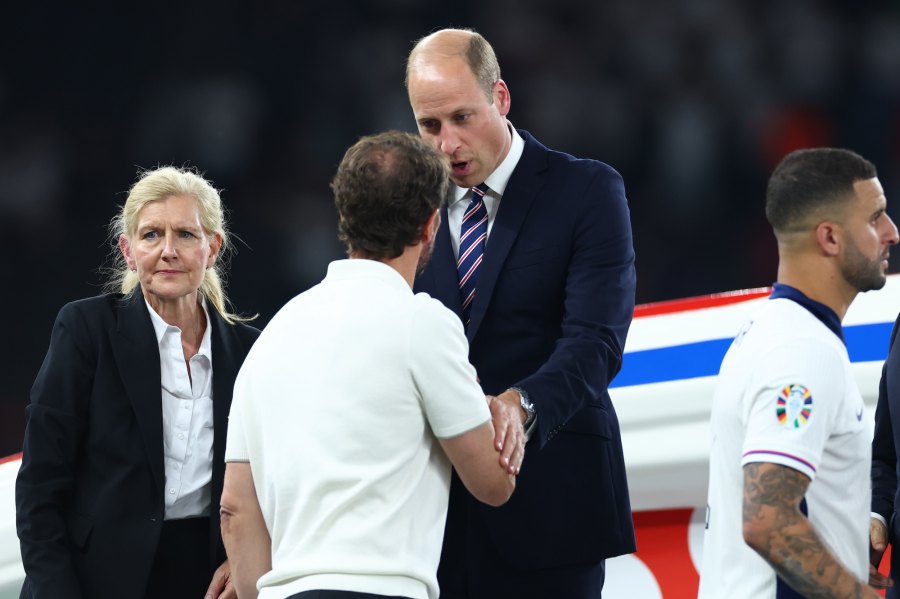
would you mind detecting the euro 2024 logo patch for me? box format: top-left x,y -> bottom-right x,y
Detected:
776,384 -> 813,429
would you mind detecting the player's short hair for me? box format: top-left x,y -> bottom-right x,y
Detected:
766,148 -> 877,233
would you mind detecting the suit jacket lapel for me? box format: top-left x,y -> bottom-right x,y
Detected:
209,310 -> 240,466
467,131 -> 548,342
208,309 -> 244,564
425,204 -> 464,320
110,291 -> 165,498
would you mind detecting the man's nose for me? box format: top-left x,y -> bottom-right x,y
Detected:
439,128 -> 459,156
885,214 -> 900,246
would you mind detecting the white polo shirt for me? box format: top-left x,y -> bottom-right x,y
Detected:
226,259 -> 490,599
698,288 -> 870,598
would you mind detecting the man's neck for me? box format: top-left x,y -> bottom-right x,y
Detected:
776,262 -> 856,322
349,252 -> 418,289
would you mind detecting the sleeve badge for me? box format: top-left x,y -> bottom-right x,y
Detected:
776,384 -> 813,429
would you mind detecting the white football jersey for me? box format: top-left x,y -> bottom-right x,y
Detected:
698,292 -> 870,598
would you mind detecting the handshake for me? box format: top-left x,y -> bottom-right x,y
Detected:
486,389 -> 530,476
437,388 -> 528,509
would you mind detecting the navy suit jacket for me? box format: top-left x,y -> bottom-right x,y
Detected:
872,313 -> 900,578
16,291 -> 260,598
415,130 -> 637,570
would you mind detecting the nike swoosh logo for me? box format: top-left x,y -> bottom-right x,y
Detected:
857,407 -> 864,421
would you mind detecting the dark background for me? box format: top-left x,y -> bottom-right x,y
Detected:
3,0 -> 900,456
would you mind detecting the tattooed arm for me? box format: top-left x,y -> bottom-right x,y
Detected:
742,462 -> 879,599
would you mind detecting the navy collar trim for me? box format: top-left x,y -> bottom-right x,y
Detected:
769,283 -> 844,345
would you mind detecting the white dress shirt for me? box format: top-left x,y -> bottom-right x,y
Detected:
145,299 -> 215,520
447,122 -> 525,258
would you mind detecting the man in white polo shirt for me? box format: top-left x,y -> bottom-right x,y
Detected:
699,148 -> 898,598
219,131 -> 523,599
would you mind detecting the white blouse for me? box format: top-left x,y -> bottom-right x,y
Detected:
145,299 -> 214,520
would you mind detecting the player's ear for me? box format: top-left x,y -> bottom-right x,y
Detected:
814,220 -> 841,257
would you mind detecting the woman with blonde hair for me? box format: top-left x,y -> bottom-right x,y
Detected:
16,166 -> 260,599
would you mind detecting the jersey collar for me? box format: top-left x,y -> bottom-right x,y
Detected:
769,282 -> 845,345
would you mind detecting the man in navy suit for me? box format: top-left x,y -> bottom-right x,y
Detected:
406,28 -> 637,598
872,316 -> 900,595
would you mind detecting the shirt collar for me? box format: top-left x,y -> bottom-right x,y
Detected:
769,283 -> 845,344
145,296 -> 213,357
451,122 -> 525,205
325,259 -> 413,293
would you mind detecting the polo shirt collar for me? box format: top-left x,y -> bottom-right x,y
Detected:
326,259 -> 412,293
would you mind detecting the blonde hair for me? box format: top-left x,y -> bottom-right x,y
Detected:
105,166 -> 252,324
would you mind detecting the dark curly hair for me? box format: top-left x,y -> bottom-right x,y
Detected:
331,130 -> 449,260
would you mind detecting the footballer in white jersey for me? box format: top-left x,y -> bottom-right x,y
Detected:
698,285 -> 870,598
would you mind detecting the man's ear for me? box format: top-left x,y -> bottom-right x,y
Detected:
815,221 -> 841,257
423,209 -> 441,243
494,79 -> 511,117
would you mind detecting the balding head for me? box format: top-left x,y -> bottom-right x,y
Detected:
331,130 -> 449,260
406,28 -> 501,102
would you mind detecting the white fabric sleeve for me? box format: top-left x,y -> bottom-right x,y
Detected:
224,367 -> 250,462
740,341 -> 845,480
409,296 -> 491,439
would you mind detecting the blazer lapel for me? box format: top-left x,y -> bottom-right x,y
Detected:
424,204 -> 464,320
467,131 -> 548,342
208,310 -> 244,564
110,291 -> 165,498
209,310 -> 241,464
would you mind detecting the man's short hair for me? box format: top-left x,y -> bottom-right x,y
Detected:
766,148 -> 877,234
331,130 -> 449,260
460,30 -> 501,101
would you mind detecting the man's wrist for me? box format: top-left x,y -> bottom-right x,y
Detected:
509,386 -> 535,428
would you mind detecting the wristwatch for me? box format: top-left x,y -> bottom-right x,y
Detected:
510,387 -> 536,429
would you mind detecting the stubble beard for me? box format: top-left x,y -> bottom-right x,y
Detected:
416,235 -> 436,277
842,237 -> 887,293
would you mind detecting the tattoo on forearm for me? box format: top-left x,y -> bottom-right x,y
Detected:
742,463 -> 871,599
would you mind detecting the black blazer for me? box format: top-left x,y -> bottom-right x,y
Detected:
415,131 -> 637,571
16,291 -> 260,599
872,313 -> 900,578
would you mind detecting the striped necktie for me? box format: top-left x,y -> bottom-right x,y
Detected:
458,183 -> 489,328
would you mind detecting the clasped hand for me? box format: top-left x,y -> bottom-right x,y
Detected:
870,517 -> 894,590
486,390 -> 526,475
